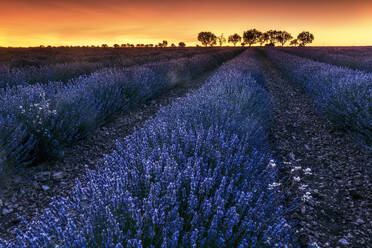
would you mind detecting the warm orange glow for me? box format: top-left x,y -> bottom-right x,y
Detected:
1,0 -> 372,47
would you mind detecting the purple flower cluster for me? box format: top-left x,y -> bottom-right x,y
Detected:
1,50 -> 297,247
279,47 -> 372,73
267,50 -> 372,148
0,49 -> 240,170
0,48 -> 224,88
0,62 -> 102,87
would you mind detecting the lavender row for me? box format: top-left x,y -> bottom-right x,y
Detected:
266,49 -> 372,148
2,50 -> 296,248
0,49 -> 240,171
279,47 -> 372,73
0,48 -> 222,88
0,62 -> 102,87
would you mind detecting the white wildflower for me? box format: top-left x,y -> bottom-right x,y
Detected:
267,159 -> 276,169
302,192 -> 312,202
304,168 -> 312,175
268,182 -> 281,190
293,176 -> 301,182
311,242 -> 320,248
298,184 -> 308,190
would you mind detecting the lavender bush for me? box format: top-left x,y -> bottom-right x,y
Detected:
0,62 -> 102,88
0,50 -> 240,170
1,50 -> 296,248
0,49 -> 228,88
279,47 -> 372,73
266,49 -> 372,148
0,49 -> 225,88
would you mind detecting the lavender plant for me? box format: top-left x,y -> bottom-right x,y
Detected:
0,49 -> 240,171
279,47 -> 372,73
266,50 -> 372,148
0,48 -> 228,89
1,50 -> 296,248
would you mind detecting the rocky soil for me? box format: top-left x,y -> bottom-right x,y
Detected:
259,52 -> 372,248
0,68 -> 217,242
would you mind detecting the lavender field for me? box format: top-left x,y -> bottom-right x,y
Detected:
0,47 -> 371,248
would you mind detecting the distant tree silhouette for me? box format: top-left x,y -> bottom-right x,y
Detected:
178,42 -> 186,47
277,31 -> 293,46
297,31 -> 314,46
254,30 -> 263,45
241,42 -> 246,47
121,44 -> 126,48
198,32 -> 217,47
290,39 -> 299,46
228,34 -> 241,46
157,40 -> 168,48
101,44 -> 108,48
258,32 -> 270,46
216,33 -> 226,47
243,29 -> 261,46
266,30 -> 280,46
113,44 -> 120,48
171,43 -> 176,47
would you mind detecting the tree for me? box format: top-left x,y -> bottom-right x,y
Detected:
266,30 -> 280,46
290,39 -> 299,46
258,32 -> 270,46
228,34 -> 241,46
101,44 -> 108,48
216,33 -> 226,47
277,31 -> 293,46
297,31 -> 314,46
198,31 -> 217,47
241,42 -> 246,47
171,43 -> 176,47
113,44 -> 120,48
121,44 -> 127,48
178,42 -> 186,47
158,40 -> 168,48
211,39 -> 217,47
243,29 -> 262,46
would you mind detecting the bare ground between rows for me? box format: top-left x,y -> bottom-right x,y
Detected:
258,52 -> 372,248
0,67 -> 218,241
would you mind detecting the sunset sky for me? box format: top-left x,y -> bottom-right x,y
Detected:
1,0 -> 372,47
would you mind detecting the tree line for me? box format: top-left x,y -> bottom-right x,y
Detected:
106,41 -> 186,48
198,30 -> 314,47
30,29 -> 313,48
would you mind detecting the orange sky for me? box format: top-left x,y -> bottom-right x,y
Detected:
1,0 -> 372,47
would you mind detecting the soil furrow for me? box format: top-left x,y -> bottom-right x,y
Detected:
258,52 -> 372,248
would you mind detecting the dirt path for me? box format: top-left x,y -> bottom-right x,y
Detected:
0,67 -> 218,241
258,52 -> 372,248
